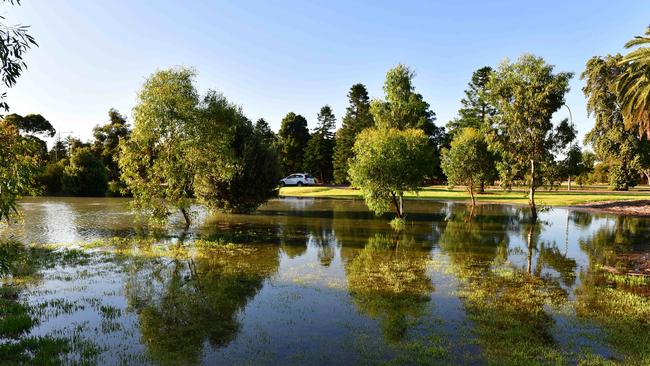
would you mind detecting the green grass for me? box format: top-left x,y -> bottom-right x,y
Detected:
280,186 -> 650,207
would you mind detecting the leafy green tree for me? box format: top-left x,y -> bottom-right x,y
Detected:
575,150 -> 596,187
559,144 -> 591,190
3,113 -> 55,137
446,66 -> 496,135
62,147 -> 108,196
92,108 -> 130,195
370,64 -> 445,179
3,113 -> 54,160
333,83 -> 374,184
0,120 -> 40,222
303,105 -> 336,183
485,54 -> 574,221
119,67 -> 201,226
39,161 -> 65,195
349,128 -> 432,219
0,0 -> 38,113
617,26 -> 650,138
278,112 -> 310,174
582,55 -> 642,191
194,94 -> 281,213
441,128 -> 494,206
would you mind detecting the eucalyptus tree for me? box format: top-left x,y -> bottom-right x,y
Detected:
617,26 -> 650,138
3,113 -> 54,159
485,54 -> 574,221
303,105 -> 336,183
120,67 -> 202,226
333,83 -> 374,184
0,120 -> 40,222
0,0 -> 38,113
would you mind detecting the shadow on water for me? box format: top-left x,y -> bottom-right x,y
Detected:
0,197 -> 649,364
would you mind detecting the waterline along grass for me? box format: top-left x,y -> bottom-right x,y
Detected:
280,186 -> 650,207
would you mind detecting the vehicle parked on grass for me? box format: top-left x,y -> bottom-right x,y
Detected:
279,173 -> 317,187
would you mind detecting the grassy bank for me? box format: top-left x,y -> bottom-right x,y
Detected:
279,185 -> 650,207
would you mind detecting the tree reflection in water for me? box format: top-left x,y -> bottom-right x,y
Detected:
343,232 -> 434,343
438,204 -> 576,364
124,244 -> 280,365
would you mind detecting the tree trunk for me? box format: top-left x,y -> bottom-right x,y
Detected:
180,207 -> 191,228
391,193 -> 403,218
529,159 -> 537,222
468,182 -> 476,207
479,180 -> 485,194
567,175 -> 571,191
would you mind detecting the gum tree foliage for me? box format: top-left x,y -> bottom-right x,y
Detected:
3,113 -> 54,159
332,83 -> 374,184
370,64 -> 445,179
0,0 -> 38,113
617,26 -> 650,138
441,128 -> 494,206
485,54 -> 574,221
349,128 -> 433,219
121,68 -> 280,224
120,67 -> 204,226
92,108 -> 130,193
61,147 -> 108,197
278,112 -> 310,175
193,93 -> 281,214
582,55 -> 644,190
0,120 -> 40,222
303,105 -> 336,183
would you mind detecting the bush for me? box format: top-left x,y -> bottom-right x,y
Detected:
62,148 -> 108,196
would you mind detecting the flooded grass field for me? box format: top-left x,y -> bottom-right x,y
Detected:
1,197 -> 650,365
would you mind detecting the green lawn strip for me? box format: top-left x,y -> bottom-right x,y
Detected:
280,186 -> 649,207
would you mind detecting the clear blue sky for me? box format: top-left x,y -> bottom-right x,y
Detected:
4,1 -> 650,144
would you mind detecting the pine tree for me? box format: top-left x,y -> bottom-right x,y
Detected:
304,105 -> 336,183
332,84 -> 373,184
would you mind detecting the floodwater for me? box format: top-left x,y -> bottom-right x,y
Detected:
1,197 -> 650,365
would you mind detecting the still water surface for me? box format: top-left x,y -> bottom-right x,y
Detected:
2,197 -> 650,365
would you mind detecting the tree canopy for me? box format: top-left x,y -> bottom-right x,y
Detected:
303,105 -> 336,183
120,67 -> 203,226
278,112 -> 310,175
441,128 -> 494,206
446,66 -> 496,135
0,120 -> 40,222
349,128 -> 432,219
582,54 -> 644,190
0,0 -> 37,113
485,54 -> 574,221
333,83 -> 374,184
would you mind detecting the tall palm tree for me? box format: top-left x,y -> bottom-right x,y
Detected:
618,26 -> 650,138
